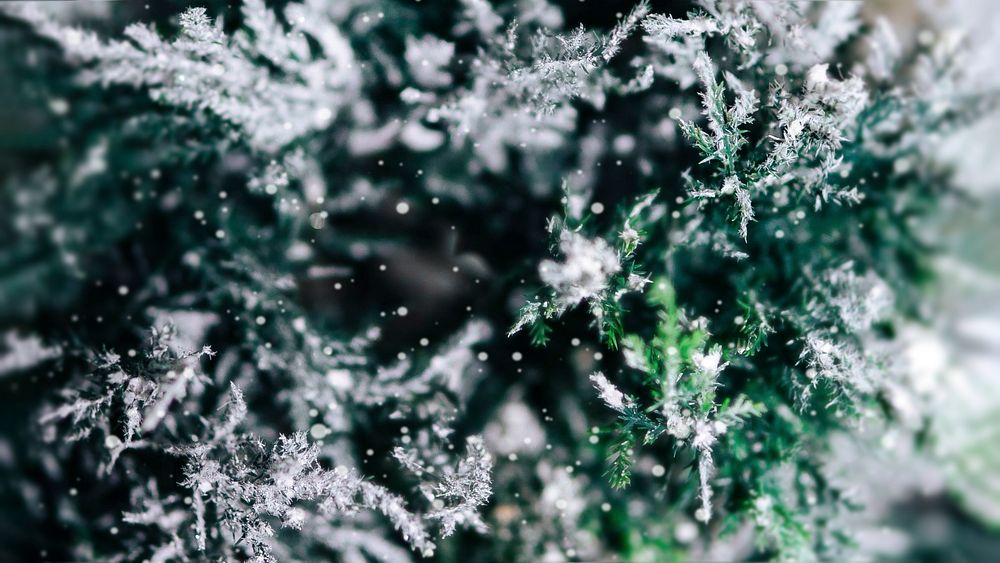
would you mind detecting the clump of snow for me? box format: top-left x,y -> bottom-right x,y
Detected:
539,229 -> 620,311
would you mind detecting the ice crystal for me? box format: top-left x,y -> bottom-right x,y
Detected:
539,229 -> 621,313
40,323 -> 214,473
589,372 -> 632,413
8,2 -> 360,152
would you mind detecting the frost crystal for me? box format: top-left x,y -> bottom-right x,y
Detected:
539,229 -> 621,312
0,331 -> 60,377
9,2 -> 361,152
425,436 -> 494,537
589,372 -> 632,412
406,35 -> 455,88
181,430 -> 439,560
39,324 -> 213,473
